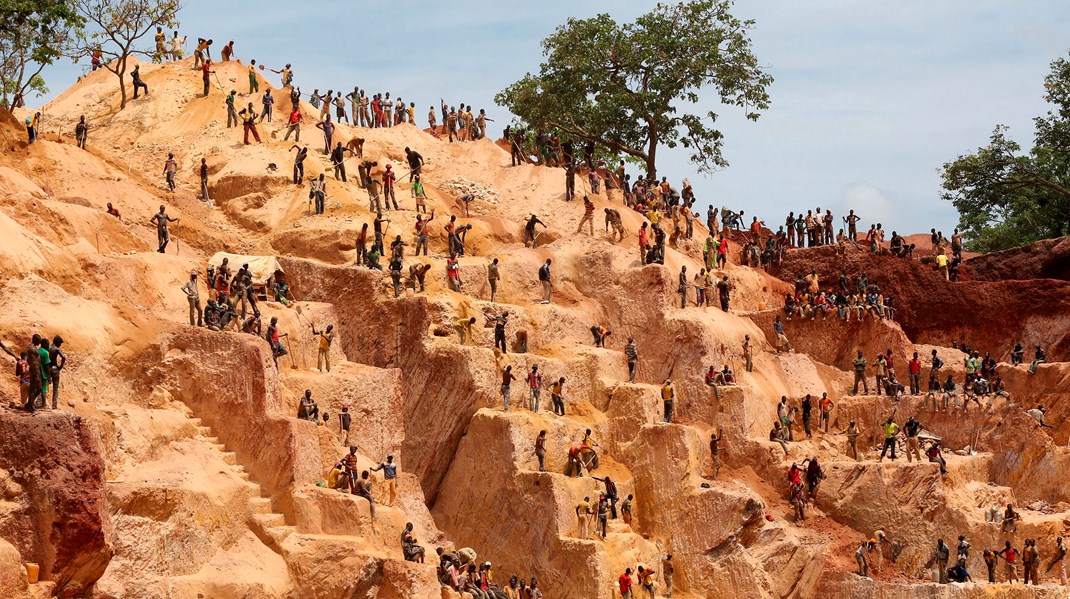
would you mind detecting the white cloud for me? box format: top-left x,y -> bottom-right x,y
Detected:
839,183 -> 894,231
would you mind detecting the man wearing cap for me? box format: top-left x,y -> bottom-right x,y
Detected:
181,270 -> 202,326
371,454 -> 398,507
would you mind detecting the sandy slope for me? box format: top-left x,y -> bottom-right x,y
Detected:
0,55 -> 1067,599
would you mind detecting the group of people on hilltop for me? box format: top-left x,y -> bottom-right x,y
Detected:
3,334 -> 67,414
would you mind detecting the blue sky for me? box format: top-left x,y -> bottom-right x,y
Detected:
38,0 -> 1070,235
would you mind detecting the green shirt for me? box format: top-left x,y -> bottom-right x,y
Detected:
37,347 -> 51,392
882,422 -> 899,439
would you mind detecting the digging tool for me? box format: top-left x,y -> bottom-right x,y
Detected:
212,71 -> 226,93
294,304 -> 312,327
284,336 -> 298,369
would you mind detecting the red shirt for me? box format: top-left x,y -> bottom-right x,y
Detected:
202,63 -> 211,78
288,110 -> 301,124
383,171 -> 395,188
639,228 -> 648,245
909,359 -> 921,375
618,573 -> 633,593
788,467 -> 802,486
718,238 -> 729,255
1004,548 -> 1018,563
885,354 -> 895,369
446,259 -> 459,277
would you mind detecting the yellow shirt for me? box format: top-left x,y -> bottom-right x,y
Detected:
551,381 -> 563,395
662,384 -> 674,401
319,331 -> 333,350
936,254 -> 948,267
327,467 -> 342,487
647,210 -> 661,225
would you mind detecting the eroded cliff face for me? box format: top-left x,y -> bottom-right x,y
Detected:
776,245 -> 1070,360
965,237 -> 1070,282
0,412 -> 112,596
1,56 -> 1069,599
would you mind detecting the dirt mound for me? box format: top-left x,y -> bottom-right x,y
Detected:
966,236 -> 1070,282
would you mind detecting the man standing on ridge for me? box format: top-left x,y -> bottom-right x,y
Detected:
538,259 -> 553,304
181,270 -> 202,327
851,350 -> 869,395
662,379 -> 675,423
330,142 -> 354,182
150,205 -> 178,253
625,337 -> 639,384
316,115 -> 335,154
240,103 -> 261,144
903,415 -> 923,463
878,414 -> 899,462
283,104 -> 302,141
75,115 -> 89,149
311,323 -> 334,372
371,454 -> 398,507
200,59 -> 214,96
162,153 -> 177,192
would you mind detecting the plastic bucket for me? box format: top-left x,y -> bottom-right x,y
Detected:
26,562 -> 39,583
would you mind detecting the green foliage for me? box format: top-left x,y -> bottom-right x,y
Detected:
0,0 -> 83,107
941,54 -> 1070,252
495,0 -> 772,178
70,0 -> 180,109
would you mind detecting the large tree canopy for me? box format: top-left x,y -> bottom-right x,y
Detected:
0,0 -> 83,109
495,0 -> 772,178
941,53 -> 1070,252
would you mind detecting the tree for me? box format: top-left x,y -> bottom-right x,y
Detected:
940,53 -> 1070,252
495,0 -> 772,179
0,0 -> 84,109
69,0 -> 179,110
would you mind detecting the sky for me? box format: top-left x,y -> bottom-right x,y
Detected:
36,0 -> 1070,235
